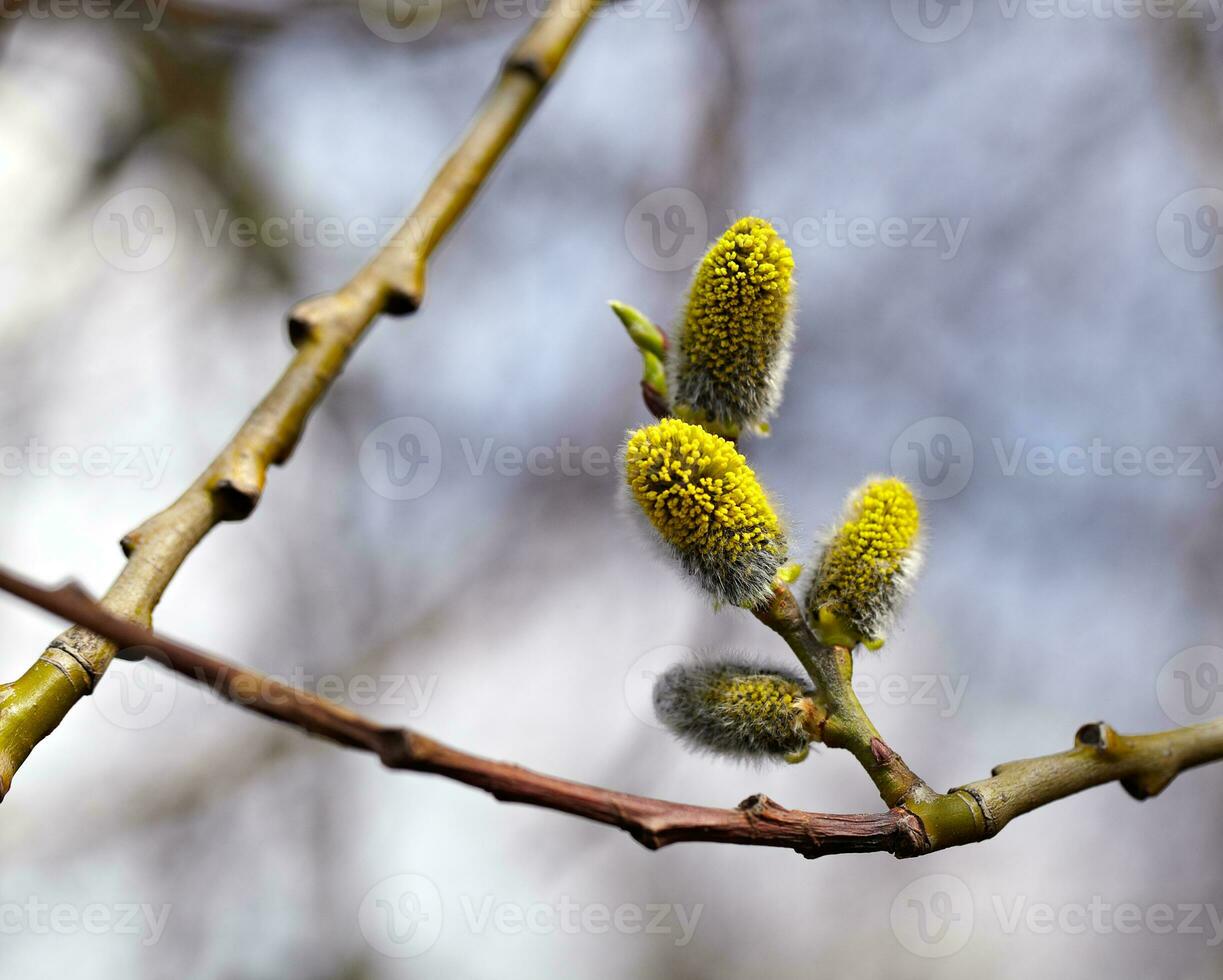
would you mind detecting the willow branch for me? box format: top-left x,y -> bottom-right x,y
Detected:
0,568 -> 924,859
0,0 -> 601,801
753,583 -> 934,808
2,566 -> 1220,859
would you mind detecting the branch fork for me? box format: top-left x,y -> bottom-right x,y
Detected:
1,0 -> 1221,866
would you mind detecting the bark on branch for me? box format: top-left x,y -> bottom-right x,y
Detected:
1,567 -> 1219,860
0,0 -> 601,800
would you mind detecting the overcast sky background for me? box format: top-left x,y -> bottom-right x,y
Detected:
2,0 -> 1223,976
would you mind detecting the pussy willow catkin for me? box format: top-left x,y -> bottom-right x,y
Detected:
653,658 -> 816,761
623,418 -> 787,607
805,476 -> 922,648
668,217 -> 796,436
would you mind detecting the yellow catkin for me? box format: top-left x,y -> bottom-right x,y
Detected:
808,477 -> 921,646
671,217 -> 795,432
711,674 -> 805,734
652,659 -> 815,760
624,418 -> 786,606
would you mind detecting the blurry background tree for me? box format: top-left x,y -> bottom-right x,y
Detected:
2,0 -> 1223,977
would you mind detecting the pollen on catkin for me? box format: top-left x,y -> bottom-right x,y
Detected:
668,217 -> 796,436
623,418 -> 787,608
805,477 -> 922,648
653,658 -> 818,761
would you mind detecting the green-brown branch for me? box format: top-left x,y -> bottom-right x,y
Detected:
753,583 -> 934,809
0,0 -> 601,801
1,566 -> 1219,860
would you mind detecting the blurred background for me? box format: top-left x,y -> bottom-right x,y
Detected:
2,0 -> 1223,975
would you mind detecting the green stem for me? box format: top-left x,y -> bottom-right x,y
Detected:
753,584 -> 933,808
0,0 -> 603,802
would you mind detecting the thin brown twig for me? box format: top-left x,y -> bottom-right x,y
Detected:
0,0 -> 602,800
2,566 -> 1220,860
0,568 -> 924,859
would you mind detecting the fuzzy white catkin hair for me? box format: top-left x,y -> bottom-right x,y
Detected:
652,658 -> 815,761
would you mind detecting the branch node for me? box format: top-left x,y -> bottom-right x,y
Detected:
383,288 -> 422,318
212,478 -> 261,521
1121,769 -> 1177,801
737,793 -> 785,815
641,381 -> 669,419
893,807 -> 933,858
1075,720 -> 1120,754
39,642 -> 97,693
870,737 -> 896,765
